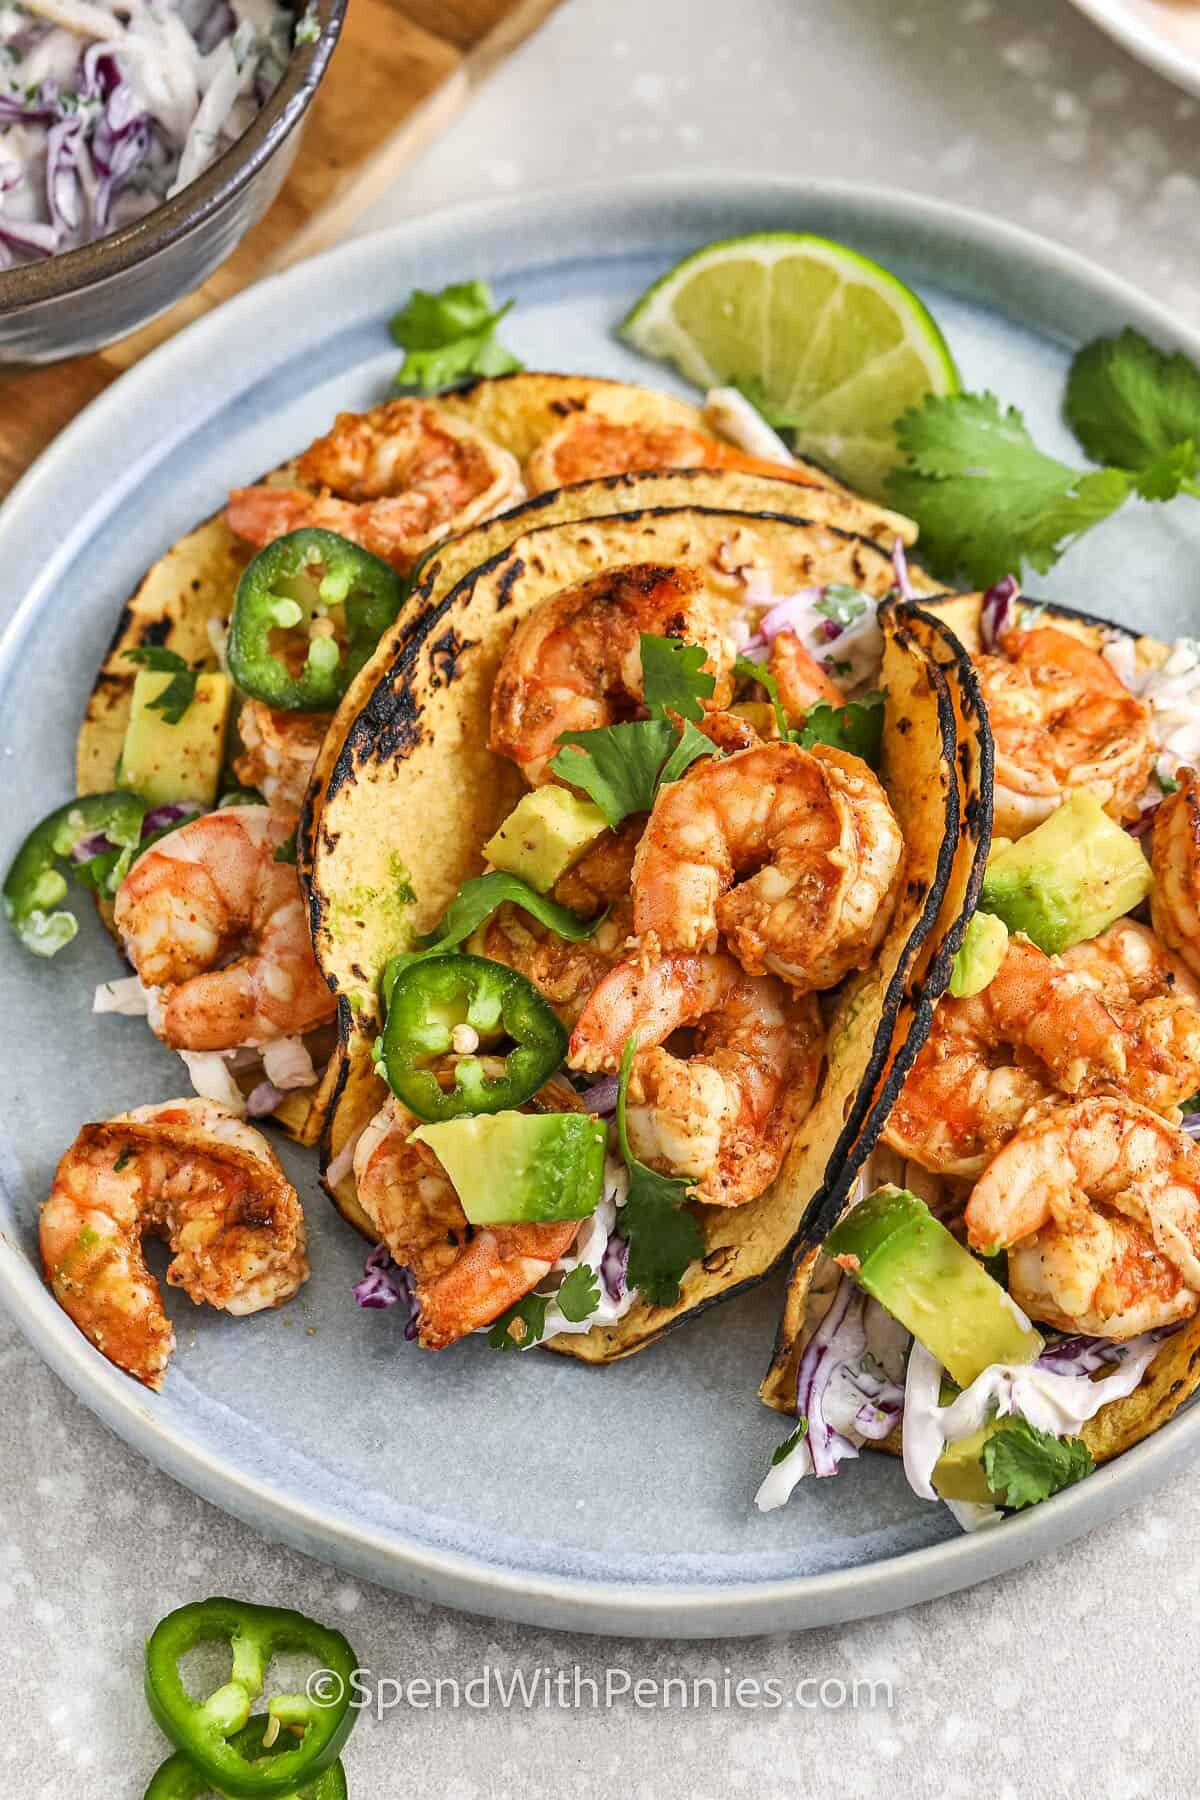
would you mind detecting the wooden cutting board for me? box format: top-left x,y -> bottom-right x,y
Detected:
0,0 -> 560,496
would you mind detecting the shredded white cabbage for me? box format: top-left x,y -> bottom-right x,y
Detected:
539,1149 -> 638,1340
1104,635 -> 1200,789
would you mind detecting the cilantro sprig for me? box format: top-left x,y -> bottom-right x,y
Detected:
980,1417 -> 1095,1510
613,1032 -> 704,1307
391,279 -> 524,391
548,633 -> 716,826
122,647 -> 199,724
885,328 -> 1200,586
731,654 -> 885,767
487,1263 -> 600,1351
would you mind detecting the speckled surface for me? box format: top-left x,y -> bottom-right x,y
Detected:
7,0 -> 1200,1791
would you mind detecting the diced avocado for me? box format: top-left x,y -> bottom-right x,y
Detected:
120,670 -> 231,807
411,1111 -> 606,1225
483,789 -> 608,894
948,911 -> 1009,998
980,792 -> 1151,956
933,1422 -> 1003,1504
824,1187 -> 1042,1388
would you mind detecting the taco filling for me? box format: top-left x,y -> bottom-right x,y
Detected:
759,586 -> 1200,1528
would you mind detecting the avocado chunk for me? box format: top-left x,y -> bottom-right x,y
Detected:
948,911 -> 1009,998
980,791 -> 1151,956
119,670 -> 231,807
483,788 -> 609,894
932,1421 -> 1003,1504
412,1110 -> 606,1225
824,1187 -> 1043,1388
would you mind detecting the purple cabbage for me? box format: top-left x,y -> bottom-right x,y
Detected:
582,1073 -> 620,1117
600,1231 -> 629,1303
979,575 -> 1020,652
794,1275 -> 905,1474
1032,1323 -> 1178,1376
353,1245 -> 419,1338
796,1279 -> 862,1476
246,1080 -> 286,1118
141,800 -> 202,836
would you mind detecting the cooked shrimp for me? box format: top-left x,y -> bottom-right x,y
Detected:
885,932 -> 1200,1176
353,1089 -> 583,1349
1151,767 -> 1200,982
768,629 -> 843,720
40,1098 -> 308,1388
632,740 -> 902,992
976,625 -> 1153,837
473,900 -> 634,1027
233,699 -> 331,811
114,807 -> 336,1051
1059,917 -> 1200,1007
965,1096 -> 1200,1338
490,562 -> 736,785
569,951 -> 822,1206
227,399 -> 524,573
475,821 -> 640,1025
525,415 -> 826,494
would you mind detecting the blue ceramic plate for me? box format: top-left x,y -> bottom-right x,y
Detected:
3,180 -> 1199,1638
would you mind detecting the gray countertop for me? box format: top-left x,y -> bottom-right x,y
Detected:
7,0 -> 1200,1793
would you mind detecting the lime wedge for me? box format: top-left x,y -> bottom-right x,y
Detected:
619,233 -> 958,496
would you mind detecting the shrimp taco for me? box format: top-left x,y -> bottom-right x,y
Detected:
758,584 -> 1200,1526
310,505 -> 984,1362
54,373 -> 915,1146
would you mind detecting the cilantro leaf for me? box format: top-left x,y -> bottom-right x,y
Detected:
273,827 -> 298,865
770,1418 -> 808,1466
391,279 -> 523,392
122,646 -> 199,724
554,1264 -> 600,1324
794,690 -> 885,766
550,720 -> 676,827
886,392 -> 1133,585
1065,328 -> 1200,490
659,717 -> 718,786
1134,437 -> 1196,504
615,1034 -> 704,1307
980,1416 -> 1095,1510
487,1291 -> 550,1352
640,632 -> 716,722
419,871 -> 603,953
814,584 -> 869,628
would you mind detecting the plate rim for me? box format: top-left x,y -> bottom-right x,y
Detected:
3,173 -> 1199,1637
1067,0 -> 1200,101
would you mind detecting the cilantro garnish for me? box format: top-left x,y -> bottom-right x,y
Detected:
640,632 -> 716,722
548,633 -> 716,825
1160,772 -> 1181,796
273,828 -> 298,865
980,1416 -> 1095,1510
814,584 -> 869,628
769,1418 -> 809,1466
554,1264 -> 601,1324
391,279 -> 523,391
487,1292 -> 550,1352
885,392 -> 1133,586
614,1033 -> 704,1307
732,654 -> 789,740
795,690 -> 885,765
420,871 -> 602,953
1064,328 -> 1200,499
122,647 -> 199,724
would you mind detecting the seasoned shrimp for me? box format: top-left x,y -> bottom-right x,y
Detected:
632,740 -> 902,992
233,700 -> 331,811
475,821 -> 640,1025
768,629 -> 843,721
569,952 -> 822,1206
885,932 -> 1200,1176
1151,767 -> 1200,982
965,1096 -> 1200,1338
1059,917 -> 1200,1007
490,562 -> 736,785
976,625 -> 1153,837
40,1098 -> 308,1388
227,399 -> 523,573
525,415 -> 826,494
114,807 -> 336,1051
353,1088 -> 583,1349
